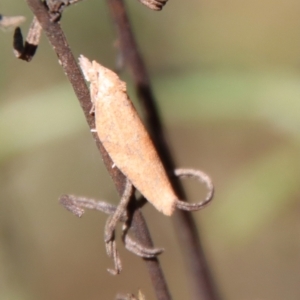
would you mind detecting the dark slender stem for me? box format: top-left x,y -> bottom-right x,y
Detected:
24,1 -> 170,299
107,1 -> 221,300
129,206 -> 172,300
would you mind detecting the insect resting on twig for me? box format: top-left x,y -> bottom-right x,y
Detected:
59,55 -> 214,274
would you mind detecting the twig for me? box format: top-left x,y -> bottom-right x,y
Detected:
129,203 -> 172,300
24,1 -> 171,299
107,1 -> 221,299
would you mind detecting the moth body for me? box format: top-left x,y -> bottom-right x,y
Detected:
79,55 -> 177,216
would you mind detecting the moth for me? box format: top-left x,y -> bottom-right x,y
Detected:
79,55 -> 214,216
79,55 -> 177,215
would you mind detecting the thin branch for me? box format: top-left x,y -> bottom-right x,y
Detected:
24,1 -> 171,299
128,201 -> 172,300
106,1 -> 221,300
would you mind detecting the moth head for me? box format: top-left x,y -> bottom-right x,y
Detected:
79,55 -> 98,84
79,55 -> 126,98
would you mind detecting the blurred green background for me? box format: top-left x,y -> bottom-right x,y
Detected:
1,0 -> 300,299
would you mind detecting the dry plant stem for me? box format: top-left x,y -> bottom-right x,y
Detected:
107,1 -> 220,300
129,205 -> 172,300
24,0 -> 170,299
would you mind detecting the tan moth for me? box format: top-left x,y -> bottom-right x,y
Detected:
79,55 -> 178,216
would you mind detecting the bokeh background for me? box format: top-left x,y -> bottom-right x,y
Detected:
1,0 -> 300,299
